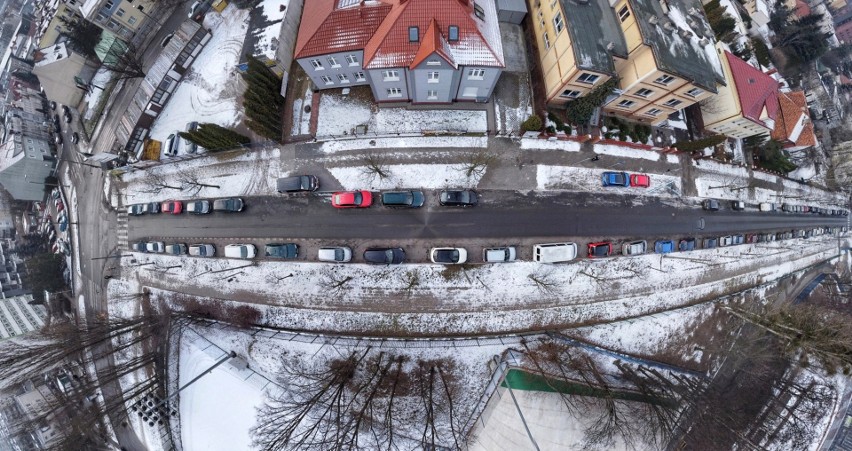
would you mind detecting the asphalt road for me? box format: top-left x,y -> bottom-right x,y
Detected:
127,191 -> 848,242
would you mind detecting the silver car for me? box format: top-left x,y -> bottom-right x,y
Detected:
621,240 -> 647,255
188,243 -> 215,257
483,247 -> 517,262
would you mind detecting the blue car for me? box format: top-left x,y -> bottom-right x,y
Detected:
602,171 -> 630,187
655,240 -> 675,254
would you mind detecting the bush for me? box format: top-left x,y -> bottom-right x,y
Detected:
751,38 -> 771,67
673,134 -> 727,152
242,54 -> 284,140
180,123 -> 250,151
565,78 -> 619,125
521,114 -> 543,133
546,125 -> 556,134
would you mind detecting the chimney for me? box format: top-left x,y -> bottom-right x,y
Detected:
648,15 -> 659,25
663,21 -> 675,31
698,37 -> 709,46
679,28 -> 692,39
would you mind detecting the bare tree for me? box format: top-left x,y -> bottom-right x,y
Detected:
459,151 -> 495,178
134,172 -> 182,195
361,153 -> 391,182
177,172 -> 220,196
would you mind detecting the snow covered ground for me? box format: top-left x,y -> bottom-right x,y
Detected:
148,5 -> 250,145
82,67 -> 114,121
318,136 -> 488,153
251,0 -> 290,61
537,166 -> 682,197
330,163 -> 484,190
290,87 -> 312,136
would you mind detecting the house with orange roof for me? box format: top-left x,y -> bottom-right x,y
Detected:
701,51 -> 779,139
771,91 -> 817,152
294,0 -> 505,104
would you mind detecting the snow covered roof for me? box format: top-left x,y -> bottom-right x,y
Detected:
559,0 -> 628,75
33,42 -> 69,67
628,0 -> 726,92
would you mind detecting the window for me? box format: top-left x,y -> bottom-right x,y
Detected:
468,69 -> 485,80
427,60 -> 441,65
310,59 -> 323,70
409,26 -> 419,42
577,73 -> 599,84
616,99 -> 636,108
345,54 -> 358,65
448,25 -> 459,41
127,16 -> 136,24
95,13 -> 106,21
427,90 -> 438,100
427,72 -> 439,83
354,71 -> 366,82
663,98 -> 683,108
387,87 -> 402,98
635,88 -> 654,98
107,19 -> 119,29
645,108 -> 662,116
105,0 -> 114,8
685,87 -> 703,97
327,56 -> 340,67
320,75 -> 333,85
559,89 -> 581,99
338,74 -> 349,83
618,5 -> 630,21
543,31 -> 550,50
553,12 -> 564,34
474,3 -> 485,19
654,74 -> 676,85
115,7 -> 124,16
383,70 -> 399,81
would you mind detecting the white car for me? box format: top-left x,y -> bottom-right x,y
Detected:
224,244 -> 256,259
145,242 -> 165,253
317,246 -> 352,262
483,247 -> 516,263
188,244 -> 215,257
430,247 -> 467,264
621,240 -> 646,255
719,236 -> 733,247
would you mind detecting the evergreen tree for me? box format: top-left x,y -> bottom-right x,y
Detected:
57,17 -> 102,59
179,123 -> 249,151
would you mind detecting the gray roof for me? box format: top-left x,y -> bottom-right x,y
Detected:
560,0 -> 628,75
629,0 -> 725,91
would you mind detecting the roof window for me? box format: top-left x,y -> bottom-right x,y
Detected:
448,25 -> 459,41
474,3 -> 485,20
409,26 -> 419,42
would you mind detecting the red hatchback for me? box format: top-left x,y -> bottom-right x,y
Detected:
629,174 -> 651,188
587,242 -> 613,258
331,190 -> 373,208
161,200 -> 183,214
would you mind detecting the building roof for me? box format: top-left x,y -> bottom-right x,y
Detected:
559,0 -> 627,75
363,0 -> 504,69
772,91 -> 817,147
628,0 -> 725,92
794,0 -> 812,17
294,0 -> 393,59
724,51 -> 779,126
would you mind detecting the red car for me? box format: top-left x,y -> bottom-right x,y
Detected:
587,242 -> 613,258
161,200 -> 183,214
331,190 -> 372,208
629,174 -> 651,188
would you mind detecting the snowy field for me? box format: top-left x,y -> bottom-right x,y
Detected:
318,136 -> 488,153
329,164 -> 484,190
252,0 -> 290,60
521,138 -> 582,152
537,165 -> 682,197
148,5 -> 250,144
290,88 -> 312,136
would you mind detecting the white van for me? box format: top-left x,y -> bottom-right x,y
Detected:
533,242 -> 577,263
224,244 -> 256,259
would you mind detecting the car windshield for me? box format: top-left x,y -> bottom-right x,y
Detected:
334,249 -> 344,260
593,246 -> 608,256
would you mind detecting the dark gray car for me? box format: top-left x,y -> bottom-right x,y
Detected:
363,247 -> 405,264
213,198 -> 244,212
277,175 -> 319,193
439,189 -> 477,207
381,190 -> 425,208
265,243 -> 299,259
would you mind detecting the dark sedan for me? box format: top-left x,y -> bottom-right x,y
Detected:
265,243 -> 299,259
381,190 -> 425,208
363,247 -> 406,264
439,189 -> 477,207
213,198 -> 244,212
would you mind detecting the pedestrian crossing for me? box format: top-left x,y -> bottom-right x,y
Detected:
116,211 -> 128,248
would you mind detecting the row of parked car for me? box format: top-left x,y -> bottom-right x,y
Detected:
703,199 -> 848,215
601,171 -> 651,188
127,198 -> 245,215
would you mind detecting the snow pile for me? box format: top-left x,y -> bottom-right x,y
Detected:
149,5 -> 251,142
520,138 -> 582,152
82,67 -> 114,121
330,163 -> 484,190
319,136 -> 488,153
594,143 -> 661,162
291,87 -> 312,136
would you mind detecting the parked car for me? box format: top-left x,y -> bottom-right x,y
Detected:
703,237 -> 717,248
702,199 -> 720,211
63,112 -> 72,123
50,101 -> 56,110
678,238 -> 696,251
127,204 -> 145,216
364,247 -> 406,264
759,202 -> 775,212
654,240 -> 675,254
601,171 -> 629,187
164,133 -> 179,156
224,244 -> 257,259
188,0 -> 201,18
317,246 -> 352,262
533,242 -> 577,263
277,175 -> 319,193
381,190 -> 425,208
430,247 -> 468,264
746,234 -> 758,244
439,189 -> 477,207
186,200 -> 211,214
622,240 -> 647,255
587,242 -> 613,258
188,243 -> 215,257
629,174 -> 650,188
145,242 -> 165,253
161,200 -> 183,214
483,246 -> 517,263
160,33 -> 174,48
70,132 -> 79,144
332,190 -> 373,208
732,234 -> 745,245
212,198 -> 244,212
132,242 -> 147,252
731,201 -> 745,211
143,202 -> 160,214
166,243 -> 187,255
264,243 -> 299,259
54,134 -> 62,145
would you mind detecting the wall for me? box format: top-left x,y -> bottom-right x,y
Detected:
297,50 -> 371,91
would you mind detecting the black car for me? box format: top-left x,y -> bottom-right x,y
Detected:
71,132 -> 79,144
439,189 -> 477,207
703,237 -> 717,249
265,243 -> 299,259
678,238 -> 696,251
50,101 -> 57,110
363,247 -> 405,264
381,190 -> 425,208
63,112 -> 72,123
702,199 -> 720,211
213,198 -> 244,212
277,175 -> 319,193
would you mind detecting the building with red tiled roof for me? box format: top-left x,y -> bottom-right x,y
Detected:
294,0 -> 505,104
701,51 -> 779,139
772,91 -> 817,151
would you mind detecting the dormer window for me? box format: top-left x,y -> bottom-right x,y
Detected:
474,3 -> 485,20
409,26 -> 419,42
448,25 -> 459,41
